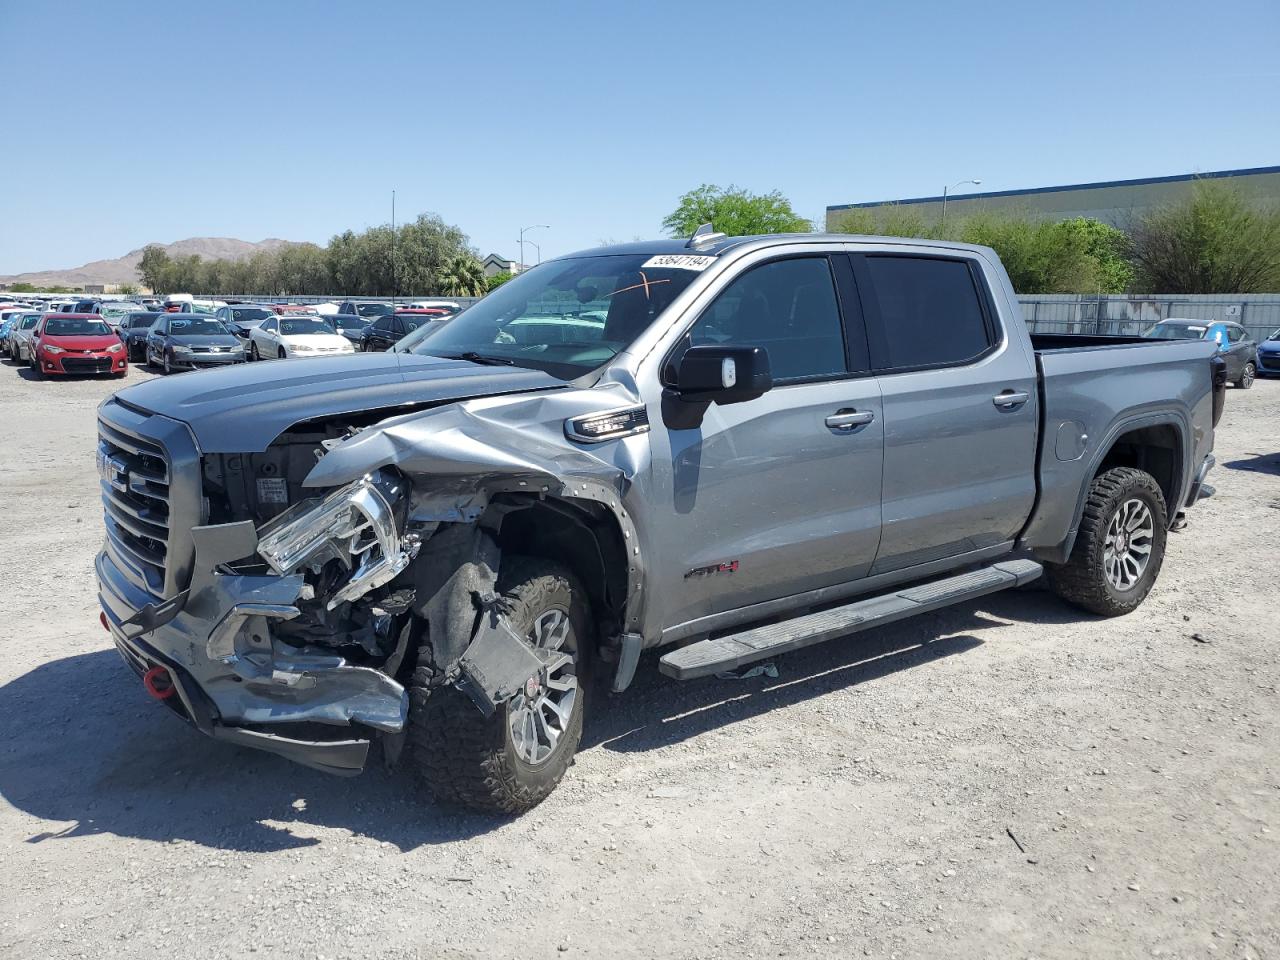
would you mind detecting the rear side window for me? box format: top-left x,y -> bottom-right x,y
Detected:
862,256 -> 993,370
1227,325 -> 1243,343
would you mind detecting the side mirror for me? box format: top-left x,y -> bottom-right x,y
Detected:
669,345 -> 772,404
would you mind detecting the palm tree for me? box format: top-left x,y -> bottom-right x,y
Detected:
437,255 -> 488,298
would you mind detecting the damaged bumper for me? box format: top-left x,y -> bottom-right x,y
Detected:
96,490 -> 411,776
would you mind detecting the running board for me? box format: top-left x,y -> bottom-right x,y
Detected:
659,559 -> 1043,680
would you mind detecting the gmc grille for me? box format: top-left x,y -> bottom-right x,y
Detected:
97,400 -> 203,600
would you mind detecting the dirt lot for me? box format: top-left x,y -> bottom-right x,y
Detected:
0,357 -> 1276,960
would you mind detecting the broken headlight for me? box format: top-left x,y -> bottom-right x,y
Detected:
255,470 -> 419,610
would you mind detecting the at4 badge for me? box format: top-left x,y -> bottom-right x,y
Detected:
684,560 -> 740,579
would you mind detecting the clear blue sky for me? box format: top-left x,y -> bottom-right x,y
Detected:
2,0 -> 1278,275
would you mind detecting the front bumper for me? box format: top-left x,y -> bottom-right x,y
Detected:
96,521 -> 408,776
39,351 -> 128,375
169,351 -> 247,369
1257,351 -> 1280,374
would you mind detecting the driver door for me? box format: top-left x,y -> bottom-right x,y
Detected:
648,254 -> 884,633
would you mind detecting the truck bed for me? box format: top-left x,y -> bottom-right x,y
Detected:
1030,332 -> 1149,351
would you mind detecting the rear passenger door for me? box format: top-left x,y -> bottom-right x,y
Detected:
851,252 -> 1037,574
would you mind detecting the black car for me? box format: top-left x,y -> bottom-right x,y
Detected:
120,311 -> 162,361
214,304 -> 277,338
328,313 -> 371,344
358,311 -> 438,352
146,313 -> 246,373
337,300 -> 395,320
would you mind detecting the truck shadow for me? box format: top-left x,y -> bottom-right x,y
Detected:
0,590 -> 1086,853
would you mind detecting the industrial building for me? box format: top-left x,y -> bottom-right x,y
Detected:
826,165 -> 1280,230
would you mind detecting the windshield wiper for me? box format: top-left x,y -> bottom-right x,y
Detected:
445,351 -> 517,367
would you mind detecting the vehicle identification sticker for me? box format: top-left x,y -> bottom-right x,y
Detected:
256,477 -> 289,505
640,254 -> 717,272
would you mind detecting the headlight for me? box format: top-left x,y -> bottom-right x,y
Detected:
41,344 -> 66,354
107,342 -> 124,354
172,345 -> 193,356
291,344 -> 314,353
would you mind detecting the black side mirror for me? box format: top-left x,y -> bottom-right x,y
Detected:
669,345 -> 773,404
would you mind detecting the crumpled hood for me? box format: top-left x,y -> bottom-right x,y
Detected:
115,351 -> 565,453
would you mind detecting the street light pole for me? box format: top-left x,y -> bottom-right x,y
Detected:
524,239 -> 541,265
941,179 -> 982,228
518,224 -> 549,273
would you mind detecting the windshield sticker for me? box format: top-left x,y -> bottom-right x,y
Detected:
640,254 -> 717,272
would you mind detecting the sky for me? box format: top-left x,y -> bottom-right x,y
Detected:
2,0 -> 1278,275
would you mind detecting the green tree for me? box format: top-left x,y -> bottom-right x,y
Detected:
485,270 -> 513,292
662,184 -> 811,238
1129,182 -> 1280,293
137,244 -> 172,293
117,283 -> 139,295
436,254 -> 488,297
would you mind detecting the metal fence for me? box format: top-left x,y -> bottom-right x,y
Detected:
207,294 -> 484,309
1018,294 -> 1280,342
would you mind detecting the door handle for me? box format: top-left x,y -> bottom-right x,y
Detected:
992,390 -> 1030,409
825,409 -> 875,430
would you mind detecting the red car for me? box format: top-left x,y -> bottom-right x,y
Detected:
30,313 -> 128,379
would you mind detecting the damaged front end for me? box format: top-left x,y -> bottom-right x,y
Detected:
97,387 -> 644,778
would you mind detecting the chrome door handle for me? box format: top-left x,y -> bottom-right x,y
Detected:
992,390 -> 1030,409
826,409 -> 875,430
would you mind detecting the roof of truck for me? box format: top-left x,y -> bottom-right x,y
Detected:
558,233 -> 997,261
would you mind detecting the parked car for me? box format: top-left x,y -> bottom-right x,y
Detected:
6,311 -> 42,361
337,300 -> 395,320
146,313 -> 247,373
73,298 -> 103,314
94,235 -> 1223,813
29,313 -> 127,378
1143,318 -> 1256,388
246,313 -> 355,360
98,301 -> 145,328
0,316 -> 16,351
214,304 -> 277,337
119,311 -> 162,362
406,299 -> 462,315
327,313 -> 371,344
1255,328 -> 1280,377
358,309 -> 443,351
270,304 -> 320,316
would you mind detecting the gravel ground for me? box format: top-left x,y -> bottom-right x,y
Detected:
0,357 -> 1276,960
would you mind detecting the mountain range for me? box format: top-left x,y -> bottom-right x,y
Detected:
0,238 -> 296,288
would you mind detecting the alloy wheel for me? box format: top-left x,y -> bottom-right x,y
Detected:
1103,498 -> 1155,591
508,608 -> 579,766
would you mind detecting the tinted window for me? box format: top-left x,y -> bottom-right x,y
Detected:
45,318 -> 111,336
356,302 -> 395,318
232,308 -> 273,322
1227,325 -> 1244,343
864,256 -> 991,369
686,257 -> 847,381
372,316 -> 392,332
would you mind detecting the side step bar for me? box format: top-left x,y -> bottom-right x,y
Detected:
659,559 -> 1043,680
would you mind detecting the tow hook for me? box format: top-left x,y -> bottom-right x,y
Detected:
142,665 -> 177,701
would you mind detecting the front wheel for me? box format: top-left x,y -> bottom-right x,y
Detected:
1235,362 -> 1255,389
1046,466 -> 1168,617
277,347 -> 287,359
406,556 -> 592,813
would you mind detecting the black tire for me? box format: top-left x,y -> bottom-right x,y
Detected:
406,556 -> 592,814
250,341 -> 260,361
28,352 -> 41,380
1234,362 -> 1255,389
1046,466 -> 1168,617
277,347 -> 286,359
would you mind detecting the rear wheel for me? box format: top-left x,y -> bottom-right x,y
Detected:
277,347 -> 287,359
406,557 -> 592,813
1046,466 -> 1168,616
1235,362 -> 1255,389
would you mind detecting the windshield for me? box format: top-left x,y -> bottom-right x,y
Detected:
127,313 -> 159,328
281,317 -> 336,336
355,302 -> 394,318
46,318 -> 111,336
333,316 -> 369,330
168,317 -> 231,336
232,308 -> 274,323
1268,328 -> 1280,341
1143,322 -> 1206,340
409,254 -> 706,378
20,314 -> 41,329
99,304 -> 137,320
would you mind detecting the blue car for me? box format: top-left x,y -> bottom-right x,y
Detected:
1256,328 -> 1280,378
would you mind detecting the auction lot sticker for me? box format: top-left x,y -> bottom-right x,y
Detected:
641,254 -> 717,271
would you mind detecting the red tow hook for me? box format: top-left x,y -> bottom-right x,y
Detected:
142,665 -> 177,701
99,611 -> 109,631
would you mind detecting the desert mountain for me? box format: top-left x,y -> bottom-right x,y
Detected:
0,237 -> 297,288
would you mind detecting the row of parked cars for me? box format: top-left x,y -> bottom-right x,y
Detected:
0,295 -> 464,378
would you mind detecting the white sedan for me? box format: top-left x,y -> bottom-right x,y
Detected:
247,314 -> 356,360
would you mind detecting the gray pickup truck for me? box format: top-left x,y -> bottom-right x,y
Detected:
95,232 -> 1225,812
